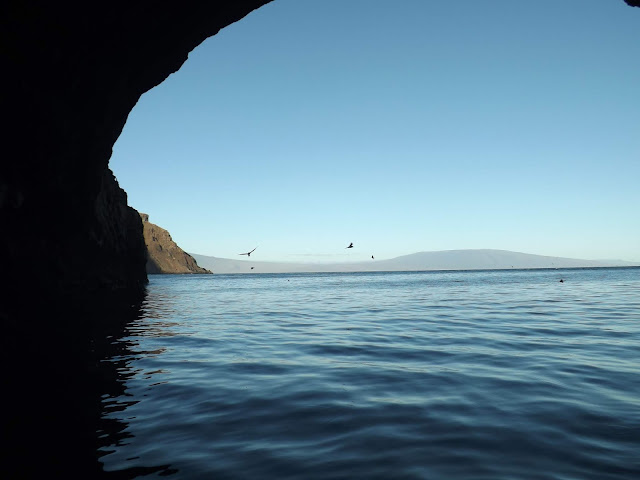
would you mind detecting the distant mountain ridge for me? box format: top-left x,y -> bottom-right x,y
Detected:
191,249 -> 638,275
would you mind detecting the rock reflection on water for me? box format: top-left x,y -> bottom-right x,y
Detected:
96,285 -> 183,477
1,288 -> 177,479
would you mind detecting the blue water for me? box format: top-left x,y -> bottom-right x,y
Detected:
98,268 -> 640,479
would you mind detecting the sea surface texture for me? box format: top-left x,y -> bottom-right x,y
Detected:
99,268 -> 640,479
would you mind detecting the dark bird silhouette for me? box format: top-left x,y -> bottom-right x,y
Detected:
371,255 -> 374,259
346,243 -> 353,249
559,279 -> 564,283
239,247 -> 257,257
251,267 -> 254,270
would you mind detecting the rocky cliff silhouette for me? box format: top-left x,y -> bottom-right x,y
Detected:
1,1 -> 271,315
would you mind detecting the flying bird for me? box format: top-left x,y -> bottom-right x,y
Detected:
371,255 -> 374,259
346,243 -> 353,249
239,246 -> 257,257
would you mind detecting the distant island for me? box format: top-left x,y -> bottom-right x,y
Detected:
140,213 -> 211,274
191,249 -> 638,274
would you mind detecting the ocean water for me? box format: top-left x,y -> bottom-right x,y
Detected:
97,268 -> 640,479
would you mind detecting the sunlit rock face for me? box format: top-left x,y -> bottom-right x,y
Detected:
140,213 -> 212,274
1,1 -> 271,318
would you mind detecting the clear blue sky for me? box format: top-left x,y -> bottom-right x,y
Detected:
111,0 -> 640,263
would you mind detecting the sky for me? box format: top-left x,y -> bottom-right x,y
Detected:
110,0 -> 640,263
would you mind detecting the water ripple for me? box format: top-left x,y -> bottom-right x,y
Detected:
99,268 -> 640,479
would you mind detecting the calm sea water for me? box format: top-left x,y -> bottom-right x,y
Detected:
98,268 -> 640,479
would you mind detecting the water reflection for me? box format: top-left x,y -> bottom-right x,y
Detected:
94,270 -> 640,479
7,269 -> 638,479
1,288 -> 178,479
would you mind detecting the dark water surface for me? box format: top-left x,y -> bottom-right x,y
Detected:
97,268 -> 640,479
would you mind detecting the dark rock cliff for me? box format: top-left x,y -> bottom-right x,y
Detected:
2,4 -> 272,475
1,1 -> 272,318
141,213 -> 212,274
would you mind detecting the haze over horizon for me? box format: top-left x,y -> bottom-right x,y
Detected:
111,1 -> 640,263
190,248 -> 639,275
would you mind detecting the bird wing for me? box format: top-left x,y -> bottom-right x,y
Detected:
249,247 -> 257,254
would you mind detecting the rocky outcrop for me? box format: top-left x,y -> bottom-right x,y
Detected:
141,213 -> 211,274
1,1 -> 271,317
